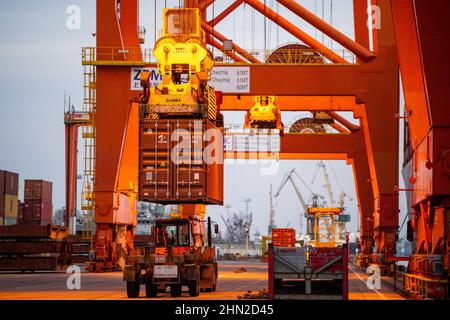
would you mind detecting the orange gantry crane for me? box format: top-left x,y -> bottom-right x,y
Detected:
63,0 -> 449,299
391,0 -> 450,299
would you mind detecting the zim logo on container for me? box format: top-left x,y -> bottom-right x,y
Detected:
131,68 -> 162,90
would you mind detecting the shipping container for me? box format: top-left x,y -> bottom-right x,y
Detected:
0,193 -> 4,218
3,194 -> 18,218
4,171 -> 19,196
271,228 -> 296,247
19,200 -> 53,226
0,170 -> 5,194
139,119 -> 223,204
24,180 -> 53,202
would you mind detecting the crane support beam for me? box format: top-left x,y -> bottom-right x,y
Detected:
221,96 -> 360,111
209,0 -> 244,27
275,0 -> 376,62
391,0 -> 450,293
225,131 -> 361,160
220,63 -> 360,96
225,129 -> 375,257
202,22 -> 261,63
353,0 -> 370,63
243,0 -> 348,64
325,111 -> 360,133
198,0 -> 215,12
90,0 -> 143,272
64,123 -> 80,233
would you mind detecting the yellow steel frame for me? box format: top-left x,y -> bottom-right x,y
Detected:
81,63 -> 96,243
261,235 -> 272,257
308,207 -> 342,247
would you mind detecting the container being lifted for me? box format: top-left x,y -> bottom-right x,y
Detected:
139,119 -> 223,205
137,8 -> 224,206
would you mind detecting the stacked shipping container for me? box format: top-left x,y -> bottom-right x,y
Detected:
271,228 -> 296,247
0,170 -> 19,226
19,180 -> 53,226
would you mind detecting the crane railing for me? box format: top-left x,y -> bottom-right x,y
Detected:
209,47 -> 356,64
82,46 -> 355,66
81,47 -> 155,65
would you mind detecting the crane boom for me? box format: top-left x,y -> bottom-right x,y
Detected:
268,184 -> 276,234
328,161 -> 353,208
274,169 -> 308,213
320,161 -> 334,207
274,168 -> 311,235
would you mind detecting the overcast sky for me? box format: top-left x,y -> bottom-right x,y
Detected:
0,0 -> 408,240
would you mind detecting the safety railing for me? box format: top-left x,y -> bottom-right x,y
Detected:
82,46 -> 355,65
210,47 -> 356,64
82,47 -> 156,64
224,119 -> 341,135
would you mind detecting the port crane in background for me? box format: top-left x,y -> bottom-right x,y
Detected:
311,160 -> 353,243
274,168 -> 324,238
312,160 -> 334,207
312,160 -> 353,209
328,162 -> 353,209
268,184 -> 276,235
63,0 -> 450,299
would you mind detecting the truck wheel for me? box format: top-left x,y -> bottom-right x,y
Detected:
126,280 -> 140,298
188,280 -> 200,297
170,284 -> 182,297
145,283 -> 158,298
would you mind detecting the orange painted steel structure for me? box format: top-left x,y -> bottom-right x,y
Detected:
391,0 -> 449,298
209,0 -> 399,267
65,0 -> 406,274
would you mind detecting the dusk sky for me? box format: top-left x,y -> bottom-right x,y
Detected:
0,0 -> 408,240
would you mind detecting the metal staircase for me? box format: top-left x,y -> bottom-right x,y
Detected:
81,64 -> 96,242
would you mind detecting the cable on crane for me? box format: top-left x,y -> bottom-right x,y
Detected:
243,4 -> 247,49
264,0 -> 269,57
267,0 -> 273,52
398,211 -> 409,237
154,0 -> 157,48
252,3 -> 255,51
322,0 -> 325,44
233,5 -> 236,43
314,0 -> 317,40
276,1 -> 279,46
330,0 -> 334,49
212,0 -> 215,56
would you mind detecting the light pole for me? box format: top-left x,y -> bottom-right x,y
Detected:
244,223 -> 249,258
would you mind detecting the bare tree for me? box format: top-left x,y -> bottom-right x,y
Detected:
52,207 -> 66,226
